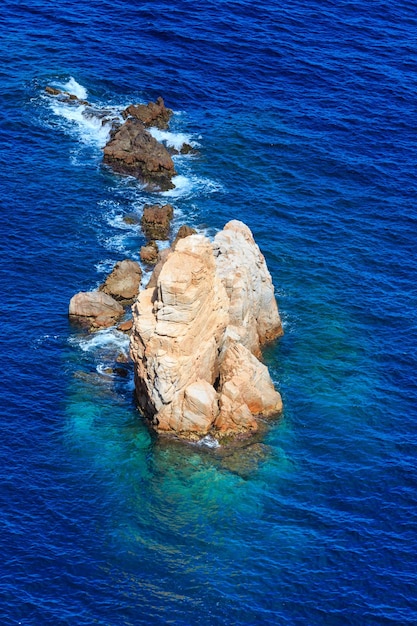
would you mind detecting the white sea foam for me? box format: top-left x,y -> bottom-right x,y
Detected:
100,233 -> 132,255
161,174 -> 223,199
149,127 -> 197,152
197,435 -> 220,449
49,101 -> 112,147
106,212 -> 141,231
71,328 -> 130,356
62,77 -> 88,100
95,258 -> 117,274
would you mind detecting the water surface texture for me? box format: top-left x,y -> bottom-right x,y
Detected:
1,1 -> 416,624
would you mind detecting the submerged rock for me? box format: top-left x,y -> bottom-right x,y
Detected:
69,291 -> 124,330
130,221 -> 283,441
103,118 -> 176,190
99,259 -> 142,304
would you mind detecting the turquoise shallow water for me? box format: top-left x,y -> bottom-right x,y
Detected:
1,0 -> 417,624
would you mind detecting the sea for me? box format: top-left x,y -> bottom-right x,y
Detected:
1,0 -> 416,624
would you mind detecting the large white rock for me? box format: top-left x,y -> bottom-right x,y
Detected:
130,223 -> 283,440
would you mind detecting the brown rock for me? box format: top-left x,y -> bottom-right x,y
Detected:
172,225 -> 197,249
69,291 -> 124,329
117,320 -> 133,333
146,248 -> 171,289
140,241 -> 159,265
141,204 -> 174,240
99,259 -> 142,304
45,86 -> 62,96
103,118 -> 176,191
122,96 -> 173,129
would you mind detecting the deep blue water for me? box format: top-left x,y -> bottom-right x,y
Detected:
1,0 -> 417,624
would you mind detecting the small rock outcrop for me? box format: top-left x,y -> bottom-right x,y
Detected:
122,97 -> 173,130
140,241 -> 159,265
141,204 -> 174,240
103,118 -> 176,190
99,259 -> 142,304
172,224 -> 197,248
130,221 -> 283,441
69,291 -> 124,330
45,86 -> 89,106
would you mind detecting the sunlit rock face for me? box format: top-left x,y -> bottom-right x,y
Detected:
130,221 -> 283,440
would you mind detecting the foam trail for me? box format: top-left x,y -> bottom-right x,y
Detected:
49,101 -> 112,147
69,328 -> 130,356
161,175 -> 223,199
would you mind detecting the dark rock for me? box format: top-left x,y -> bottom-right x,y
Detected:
141,204 -> 174,240
140,241 -> 159,265
114,367 -> 129,378
103,118 -> 176,191
122,96 -> 172,130
180,143 -> 196,155
168,143 -> 198,156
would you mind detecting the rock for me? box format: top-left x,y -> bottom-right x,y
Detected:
130,235 -> 229,438
103,118 -> 176,191
114,367 -> 129,378
213,220 -> 283,357
172,225 -> 197,249
45,86 -> 62,96
140,241 -> 159,265
69,291 -> 124,329
116,351 -> 129,363
215,342 -> 282,434
82,107 -> 115,124
117,320 -> 133,334
45,86 -> 89,105
219,442 -> 271,478
123,214 -> 140,225
122,96 -> 173,130
99,259 -> 142,304
146,248 -> 171,289
168,143 -> 198,156
130,224 -> 283,441
180,143 -> 195,155
141,204 -> 174,240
